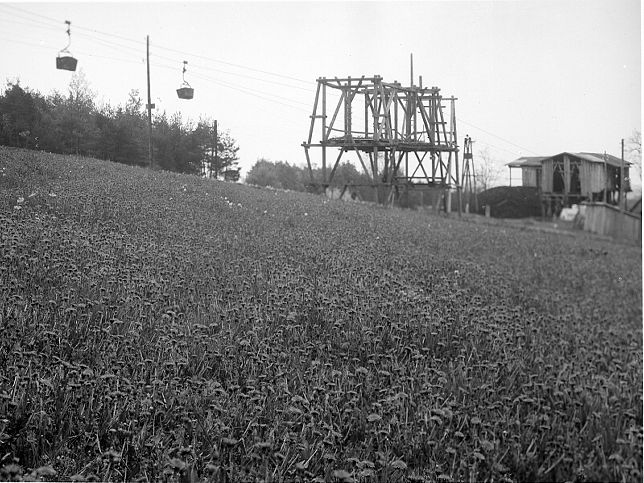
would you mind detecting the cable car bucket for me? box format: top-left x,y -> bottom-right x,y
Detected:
176,61 -> 194,99
56,20 -> 77,71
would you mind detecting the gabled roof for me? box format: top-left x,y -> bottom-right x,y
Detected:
570,152 -> 632,168
506,156 -> 547,168
507,152 -> 632,169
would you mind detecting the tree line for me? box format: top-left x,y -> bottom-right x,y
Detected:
0,73 -> 239,177
245,158 -> 374,193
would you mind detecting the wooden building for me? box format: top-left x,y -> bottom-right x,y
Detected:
507,152 -> 631,215
507,156 -> 546,188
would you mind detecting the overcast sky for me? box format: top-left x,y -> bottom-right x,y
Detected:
0,0 -> 641,184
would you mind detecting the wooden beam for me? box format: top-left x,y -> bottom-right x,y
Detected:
353,147 -> 371,178
327,149 -> 345,185
326,90 -> 346,140
416,99 -> 434,145
321,76 -> 380,85
322,80 -> 327,182
303,147 -> 315,184
307,81 -> 322,145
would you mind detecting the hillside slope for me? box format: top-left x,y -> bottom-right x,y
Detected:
0,147 -> 641,482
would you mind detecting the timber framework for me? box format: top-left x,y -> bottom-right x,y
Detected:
302,75 -> 465,211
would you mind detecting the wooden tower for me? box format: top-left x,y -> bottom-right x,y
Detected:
461,135 -> 478,213
302,75 -> 462,212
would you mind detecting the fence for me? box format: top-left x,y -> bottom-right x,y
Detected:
579,202 -> 641,244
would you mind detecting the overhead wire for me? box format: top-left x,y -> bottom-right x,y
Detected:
144,57 -> 311,112
145,47 -> 313,94
0,5 -> 62,33
190,73 -> 311,112
0,10 -> 311,111
2,3 -> 312,88
469,139 -> 523,159
1,2 -> 540,160
74,32 -> 145,58
457,117 -> 540,156
149,41 -> 311,86
0,3 -> 70,26
0,35 -> 144,69
1,2 -> 316,112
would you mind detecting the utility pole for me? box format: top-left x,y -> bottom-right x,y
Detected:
146,35 -> 154,169
214,120 -> 218,178
603,151 -> 608,203
621,138 -> 626,211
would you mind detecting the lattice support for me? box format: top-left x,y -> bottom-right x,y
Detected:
302,75 -> 463,213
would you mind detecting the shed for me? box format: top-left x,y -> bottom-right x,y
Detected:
508,152 -> 632,216
540,152 -> 630,204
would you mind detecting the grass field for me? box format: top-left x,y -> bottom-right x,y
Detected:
0,146 -> 641,482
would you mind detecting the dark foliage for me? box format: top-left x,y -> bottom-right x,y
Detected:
246,159 -> 372,192
0,79 -> 238,176
477,186 -> 542,218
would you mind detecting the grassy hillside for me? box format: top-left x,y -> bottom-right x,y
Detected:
0,146 -> 641,482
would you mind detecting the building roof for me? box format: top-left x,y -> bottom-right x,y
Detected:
570,152 -> 632,168
507,152 -> 632,169
506,156 -> 547,168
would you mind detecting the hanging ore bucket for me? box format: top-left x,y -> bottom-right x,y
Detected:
56,20 -> 77,71
177,85 -> 194,99
56,55 -> 77,71
176,60 -> 194,99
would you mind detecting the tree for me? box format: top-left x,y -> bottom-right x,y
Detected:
52,70 -> 98,155
475,147 -> 504,191
627,130 -> 641,185
0,82 -> 41,148
322,161 -> 372,187
152,112 -> 184,172
94,93 -> 147,166
36,90 -> 68,153
198,120 -> 239,179
0,78 -> 240,178
245,159 -> 306,190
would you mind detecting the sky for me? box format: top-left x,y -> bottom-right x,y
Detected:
0,0 -> 641,186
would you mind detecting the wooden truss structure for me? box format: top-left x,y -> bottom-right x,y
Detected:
461,135 -> 478,212
302,75 -> 462,210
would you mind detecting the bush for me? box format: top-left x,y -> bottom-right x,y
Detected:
477,186 -> 542,218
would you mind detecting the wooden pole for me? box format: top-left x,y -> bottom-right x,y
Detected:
621,138 -> 625,211
603,151 -> 608,203
208,127 -> 214,178
411,56 -> 417,141
214,119 -> 218,178
410,53 -> 414,87
322,80 -> 327,183
146,35 -> 153,169
451,98 -> 461,217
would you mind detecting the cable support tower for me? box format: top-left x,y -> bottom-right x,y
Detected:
302,72 -> 464,214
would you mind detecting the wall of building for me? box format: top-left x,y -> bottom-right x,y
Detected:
580,202 -> 641,244
522,167 -> 540,187
541,158 -> 553,192
579,162 -> 605,195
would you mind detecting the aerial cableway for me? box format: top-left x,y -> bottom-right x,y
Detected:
53,20 -> 195,102
55,20 -> 77,71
